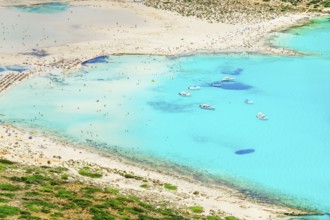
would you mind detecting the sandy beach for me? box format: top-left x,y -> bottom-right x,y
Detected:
0,0 -> 326,219
0,0 -> 322,67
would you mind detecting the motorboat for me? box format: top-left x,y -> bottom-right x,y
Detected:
199,104 -> 215,110
188,86 -> 200,90
244,99 -> 254,104
221,77 -> 235,82
210,83 -> 221,87
179,91 -> 191,97
256,112 -> 267,120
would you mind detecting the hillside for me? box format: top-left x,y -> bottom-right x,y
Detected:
0,158 -> 239,220
144,0 -> 330,24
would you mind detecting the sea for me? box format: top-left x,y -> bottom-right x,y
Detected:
1,3 -> 330,218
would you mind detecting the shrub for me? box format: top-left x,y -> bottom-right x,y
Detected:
0,164 -> 6,172
0,183 -> 19,191
89,207 -> 115,220
0,205 -> 21,218
72,198 -> 92,208
0,197 -> 10,203
140,184 -> 149,189
188,206 -> 204,213
322,0 -> 330,7
25,199 -> 56,208
81,187 -> 102,198
105,187 -> 119,194
0,159 -> 15,165
40,186 -> 53,192
124,173 -> 135,178
163,183 -> 177,190
11,174 -> 50,184
137,215 -> 158,220
25,191 -> 41,197
55,189 -> 75,200
0,193 -> 15,198
61,174 -> 69,180
78,169 -> 102,178
207,216 -> 222,220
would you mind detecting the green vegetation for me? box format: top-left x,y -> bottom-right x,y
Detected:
105,187 -> 119,195
61,173 -> 69,180
0,164 -> 6,172
0,183 -> 20,191
120,171 -> 144,181
164,183 -> 177,190
0,197 -> 10,203
78,167 -> 102,178
321,0 -> 330,7
206,216 -> 222,220
0,159 -> 16,173
140,184 -> 149,189
0,158 -> 238,219
189,206 -> 204,213
226,217 -> 239,220
0,205 -> 21,218
0,158 -> 16,165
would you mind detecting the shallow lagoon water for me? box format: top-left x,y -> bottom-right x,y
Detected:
13,2 -> 69,14
1,18 -> 330,214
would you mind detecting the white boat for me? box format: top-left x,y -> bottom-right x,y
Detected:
188,86 -> 200,90
179,91 -> 191,97
199,104 -> 215,110
210,83 -> 221,87
221,77 -> 235,82
256,112 -> 267,120
244,99 -> 254,104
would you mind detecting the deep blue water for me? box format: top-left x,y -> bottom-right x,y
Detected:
1,18 -> 330,216
81,56 -> 110,65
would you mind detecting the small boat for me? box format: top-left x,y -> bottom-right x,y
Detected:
210,83 -> 221,87
188,86 -> 200,90
244,99 -> 253,104
256,112 -> 267,120
221,77 -> 235,82
179,91 -> 191,97
199,104 -> 215,110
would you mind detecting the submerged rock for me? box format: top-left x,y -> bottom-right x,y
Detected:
235,149 -> 255,155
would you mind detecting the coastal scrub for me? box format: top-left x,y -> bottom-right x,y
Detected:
164,183 -> 177,190
78,167 -> 102,178
0,159 -> 238,219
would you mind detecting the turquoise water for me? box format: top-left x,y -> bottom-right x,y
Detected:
274,18 -> 330,56
13,2 -> 69,14
1,18 -> 330,214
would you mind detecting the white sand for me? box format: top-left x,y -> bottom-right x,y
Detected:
0,0 -> 322,219
0,0 -> 321,67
